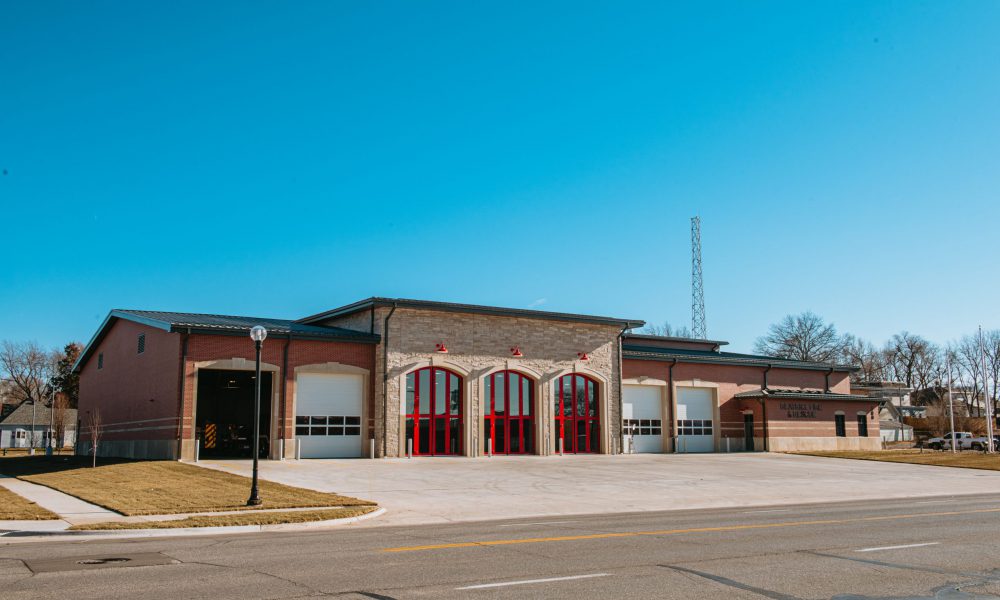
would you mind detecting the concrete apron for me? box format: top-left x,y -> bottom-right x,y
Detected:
197,453 -> 1000,528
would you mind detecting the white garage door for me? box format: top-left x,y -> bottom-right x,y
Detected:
676,388 -> 715,453
622,385 -> 663,453
295,373 -> 364,458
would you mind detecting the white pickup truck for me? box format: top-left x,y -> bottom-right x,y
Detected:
926,432 -> 996,451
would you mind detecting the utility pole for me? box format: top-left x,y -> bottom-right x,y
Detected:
691,216 -> 706,339
980,327 -> 995,452
947,357 -> 957,454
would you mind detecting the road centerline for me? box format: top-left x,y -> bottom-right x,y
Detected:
382,506 -> 1000,553
455,573 -> 609,589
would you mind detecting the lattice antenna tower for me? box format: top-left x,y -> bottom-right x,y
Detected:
691,216 -> 707,339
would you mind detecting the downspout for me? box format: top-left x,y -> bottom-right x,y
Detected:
824,368 -> 834,393
175,328 -> 190,459
760,364 -> 772,452
381,303 -> 398,458
281,335 -> 290,457
667,358 -> 677,453
616,326 -> 628,454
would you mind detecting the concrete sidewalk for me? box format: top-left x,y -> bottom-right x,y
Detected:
201,452 -> 1000,527
0,475 -> 119,530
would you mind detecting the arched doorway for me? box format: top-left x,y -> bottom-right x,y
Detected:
553,374 -> 600,453
404,367 -> 463,456
484,370 -> 535,455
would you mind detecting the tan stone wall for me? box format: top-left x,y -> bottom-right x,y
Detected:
769,437 -> 882,452
319,307 -> 623,457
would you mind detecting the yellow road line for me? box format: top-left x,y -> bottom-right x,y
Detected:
382,506 -> 1000,553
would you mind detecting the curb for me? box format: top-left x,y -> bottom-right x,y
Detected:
0,507 -> 386,540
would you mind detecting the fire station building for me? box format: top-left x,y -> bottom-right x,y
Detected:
74,297 -> 881,460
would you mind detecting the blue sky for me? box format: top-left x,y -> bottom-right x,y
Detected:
2,1 -> 998,353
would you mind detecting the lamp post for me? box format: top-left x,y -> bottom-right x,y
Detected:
247,325 -> 267,506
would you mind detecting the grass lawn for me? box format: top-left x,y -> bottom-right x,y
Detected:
0,456 -> 374,516
70,506 -> 379,530
0,485 -> 59,520
796,450 -> 1000,472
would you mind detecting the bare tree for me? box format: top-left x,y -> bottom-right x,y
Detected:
753,312 -> 847,362
0,341 -> 56,405
954,335 -> 989,417
983,329 -> 1000,419
640,322 -> 693,338
86,409 -> 103,468
884,332 -> 940,390
51,392 -> 70,453
841,335 -> 889,382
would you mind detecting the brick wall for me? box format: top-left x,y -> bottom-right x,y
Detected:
623,357 -> 878,450
180,333 -> 376,460
77,319 -> 182,458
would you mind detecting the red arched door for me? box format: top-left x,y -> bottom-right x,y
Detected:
484,371 -> 535,455
405,367 -> 463,456
553,374 -> 600,453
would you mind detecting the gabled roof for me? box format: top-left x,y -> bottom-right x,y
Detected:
74,309 -> 380,372
622,344 -> 857,372
298,297 -> 645,329
733,388 -> 877,402
0,402 -> 77,427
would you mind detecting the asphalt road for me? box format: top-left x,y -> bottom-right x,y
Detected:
3,494 -> 1000,599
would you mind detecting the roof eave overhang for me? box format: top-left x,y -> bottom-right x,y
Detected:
170,326 -> 380,344
622,351 -> 857,373
734,392 -> 879,402
298,297 -> 644,329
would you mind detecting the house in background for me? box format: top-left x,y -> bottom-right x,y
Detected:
851,381 -> 913,442
0,402 -> 77,449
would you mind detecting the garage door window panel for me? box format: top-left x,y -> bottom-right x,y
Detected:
294,373 -> 364,458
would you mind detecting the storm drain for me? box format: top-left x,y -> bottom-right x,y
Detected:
23,552 -> 178,573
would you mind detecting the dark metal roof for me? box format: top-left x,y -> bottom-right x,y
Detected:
623,333 -> 729,346
623,344 -> 857,372
298,297 -> 645,329
0,402 -> 78,427
114,310 -> 379,340
74,309 -> 380,373
733,388 -> 877,402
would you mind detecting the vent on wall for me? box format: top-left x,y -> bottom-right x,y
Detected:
137,334 -> 145,354
98,353 -> 104,369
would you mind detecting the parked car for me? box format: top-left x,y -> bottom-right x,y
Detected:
968,436 -> 1000,451
926,432 -> 973,450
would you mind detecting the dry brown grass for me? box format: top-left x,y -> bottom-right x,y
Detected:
795,450 -> 1000,472
70,506 -> 379,530
0,456 -> 374,516
0,485 -> 59,520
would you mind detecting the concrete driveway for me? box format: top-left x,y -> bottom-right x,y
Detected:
199,453 -> 1000,527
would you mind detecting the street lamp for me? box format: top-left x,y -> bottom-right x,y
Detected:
247,325 -> 267,506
